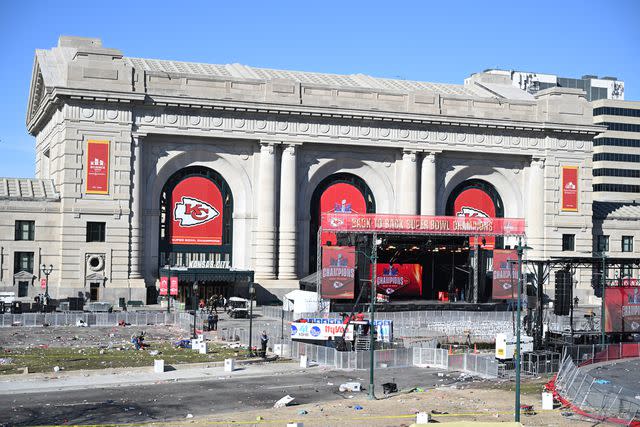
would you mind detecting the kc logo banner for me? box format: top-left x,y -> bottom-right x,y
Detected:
174,197 -> 220,227
171,176 -> 223,245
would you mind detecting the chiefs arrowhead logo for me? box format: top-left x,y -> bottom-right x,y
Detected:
329,217 -> 344,227
174,197 -> 220,227
457,206 -> 489,218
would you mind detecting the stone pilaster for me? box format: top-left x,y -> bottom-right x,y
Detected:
399,150 -> 418,214
254,142 -> 277,279
420,152 -> 437,216
129,134 -> 143,279
527,157 -> 546,256
278,144 -> 298,279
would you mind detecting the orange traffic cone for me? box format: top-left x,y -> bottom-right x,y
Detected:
474,343 -> 479,354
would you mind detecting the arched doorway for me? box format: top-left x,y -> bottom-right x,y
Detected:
445,179 -> 504,302
158,166 -> 235,307
309,173 -> 376,273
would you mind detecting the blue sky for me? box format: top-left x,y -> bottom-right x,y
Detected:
0,0 -> 638,178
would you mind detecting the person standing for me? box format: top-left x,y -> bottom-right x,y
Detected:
260,330 -> 269,358
212,313 -> 219,331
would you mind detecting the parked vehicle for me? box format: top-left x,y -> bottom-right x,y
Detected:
226,297 -> 249,318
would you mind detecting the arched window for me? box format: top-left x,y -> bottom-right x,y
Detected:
309,173 -> 375,272
159,166 -> 233,264
446,179 -> 504,249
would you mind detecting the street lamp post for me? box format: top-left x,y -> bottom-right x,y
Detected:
600,252 -> 606,346
368,234 -> 378,400
166,254 -> 172,314
40,264 -> 53,311
513,237 -> 530,423
248,282 -> 255,357
192,282 -> 198,338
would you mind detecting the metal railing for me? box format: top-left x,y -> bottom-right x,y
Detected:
0,312 -> 189,328
554,355 -> 640,425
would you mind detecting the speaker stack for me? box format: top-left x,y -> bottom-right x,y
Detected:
554,269 -> 572,316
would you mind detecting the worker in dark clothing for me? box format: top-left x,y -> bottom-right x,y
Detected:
260,330 -> 269,358
212,313 -> 218,331
207,313 -> 214,331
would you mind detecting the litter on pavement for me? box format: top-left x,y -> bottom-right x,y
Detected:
274,395 -> 295,408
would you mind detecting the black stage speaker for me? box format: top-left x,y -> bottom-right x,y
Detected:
554,269 -> 572,316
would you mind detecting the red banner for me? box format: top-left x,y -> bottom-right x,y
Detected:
492,249 -> 517,299
373,263 -> 423,297
454,188 -> 496,249
40,278 -> 46,290
561,166 -> 579,212
321,213 -> 525,236
320,183 -> 366,246
170,277 -> 179,296
171,176 -> 223,245
321,246 -> 356,299
86,140 -> 110,194
159,276 -> 168,296
605,287 -> 640,333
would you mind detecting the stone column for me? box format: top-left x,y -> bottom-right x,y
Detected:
130,134 -> 143,279
254,142 -> 277,280
420,152 -> 437,216
278,144 -> 297,279
399,150 -> 418,214
527,157 -> 546,255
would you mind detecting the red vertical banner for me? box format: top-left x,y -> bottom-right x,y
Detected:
492,249 -> 518,299
319,183 -> 367,246
159,276 -> 168,296
171,176 -> 223,245
170,277 -> 179,296
561,166 -> 579,212
321,246 -> 356,299
40,278 -> 46,290
86,140 -> 110,194
453,188 -> 497,249
605,287 -> 640,333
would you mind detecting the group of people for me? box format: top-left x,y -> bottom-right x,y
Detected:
130,331 -> 147,350
198,295 -> 227,314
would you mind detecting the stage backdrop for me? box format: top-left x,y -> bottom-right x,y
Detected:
373,263 -> 423,297
170,176 -> 223,245
492,249 -> 518,299
320,183 -> 366,246
605,287 -> 640,333
321,246 -> 356,299
453,188 -> 496,249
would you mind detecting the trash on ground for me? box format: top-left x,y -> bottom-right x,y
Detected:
186,413 -> 193,418
297,409 -> 308,415
274,395 -> 295,408
521,404 -> 536,416
354,405 -> 363,410
431,410 -> 448,414
594,379 -> 611,385
382,382 -> 398,394
339,382 -> 362,392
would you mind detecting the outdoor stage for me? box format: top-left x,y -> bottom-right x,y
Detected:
332,299 -> 511,313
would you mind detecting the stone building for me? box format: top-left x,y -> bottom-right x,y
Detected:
0,36 -> 603,306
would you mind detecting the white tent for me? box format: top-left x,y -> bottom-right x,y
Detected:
283,289 -> 318,316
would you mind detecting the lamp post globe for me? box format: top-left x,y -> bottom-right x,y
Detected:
40,264 -> 53,310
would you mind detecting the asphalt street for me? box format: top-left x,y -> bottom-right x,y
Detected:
584,358 -> 640,400
0,366 -> 461,426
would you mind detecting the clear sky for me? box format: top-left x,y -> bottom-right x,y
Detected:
0,0 -> 638,178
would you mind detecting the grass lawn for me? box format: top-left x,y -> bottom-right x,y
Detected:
0,342 -> 250,375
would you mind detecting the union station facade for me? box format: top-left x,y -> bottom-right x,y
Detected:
0,36 -> 605,306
